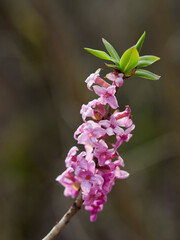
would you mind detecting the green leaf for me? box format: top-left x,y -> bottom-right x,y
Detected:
135,31 -> 146,53
84,48 -> 112,61
134,69 -> 160,80
102,38 -> 120,61
105,63 -> 120,69
120,46 -> 139,74
112,59 -> 120,65
137,55 -> 160,68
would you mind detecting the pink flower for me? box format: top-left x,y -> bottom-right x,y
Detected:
106,72 -> 124,87
82,188 -> 101,206
56,168 -> 80,198
94,140 -> 114,166
114,168 -> 129,179
76,160 -> 104,194
85,68 -> 101,90
75,121 -> 106,147
74,122 -> 86,140
85,203 -> 104,222
93,85 -> 119,109
113,106 -> 133,127
79,169 -> 104,193
80,99 -> 105,122
113,124 -> 135,150
67,150 -> 88,171
101,172 -> 115,194
57,67 -> 136,222
99,115 -> 124,136
85,68 -> 111,91
112,154 -> 125,167
80,103 -> 94,122
89,210 -> 99,222
74,156 -> 95,176
65,146 -> 79,168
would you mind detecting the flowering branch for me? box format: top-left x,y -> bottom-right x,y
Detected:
42,93 -> 118,240
42,32 -> 160,240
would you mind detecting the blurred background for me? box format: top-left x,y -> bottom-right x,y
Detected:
0,0 -> 179,240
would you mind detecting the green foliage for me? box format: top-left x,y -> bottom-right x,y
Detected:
135,31 -> 146,53
84,48 -> 112,61
105,63 -> 119,69
137,55 -> 160,68
119,46 -> 139,74
134,69 -> 160,80
102,38 -> 120,62
84,32 -> 160,80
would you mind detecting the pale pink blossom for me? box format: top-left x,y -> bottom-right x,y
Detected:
85,203 -> 104,222
57,68 -> 135,222
82,188 -> 101,206
85,68 -> 102,90
113,124 -> 135,150
80,103 -> 94,121
75,156 -> 95,176
74,122 -> 86,140
113,106 -> 133,127
56,168 -> 80,198
80,99 -> 105,122
65,146 -> 79,168
106,72 -> 124,87
93,85 -> 118,109
94,140 -> 114,166
75,121 -> 106,147
114,168 -> 129,179
79,170 -> 104,193
99,115 -> 124,136
85,68 -> 111,91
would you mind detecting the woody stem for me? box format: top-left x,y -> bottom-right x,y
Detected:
42,190 -> 83,240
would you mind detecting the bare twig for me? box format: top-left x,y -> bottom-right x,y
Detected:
42,190 -> 83,240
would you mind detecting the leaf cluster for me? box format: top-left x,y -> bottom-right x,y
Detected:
84,32 -> 160,80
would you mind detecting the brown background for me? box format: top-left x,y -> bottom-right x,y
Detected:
0,0 -> 179,239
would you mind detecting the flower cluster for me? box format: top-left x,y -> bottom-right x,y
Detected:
56,69 -> 135,222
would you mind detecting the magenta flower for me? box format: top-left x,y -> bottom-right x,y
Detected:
85,68 -> 111,91
99,115 -> 124,136
79,169 -> 104,193
113,106 -> 133,127
56,168 -> 80,198
80,103 -> 94,122
75,120 -> 106,147
68,151 -> 87,171
94,140 -> 114,166
82,188 -> 101,206
112,154 -> 125,167
85,202 -> 104,222
103,173 -> 115,194
57,68 -> 135,222
106,72 -> 124,87
65,146 -> 79,168
80,99 -> 105,122
85,68 -> 101,90
93,85 -> 119,109
113,124 -> 135,150
74,156 -> 95,176
114,167 -> 129,179
74,122 -> 86,140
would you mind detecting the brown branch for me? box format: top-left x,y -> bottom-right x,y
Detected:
42,190 -> 83,240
